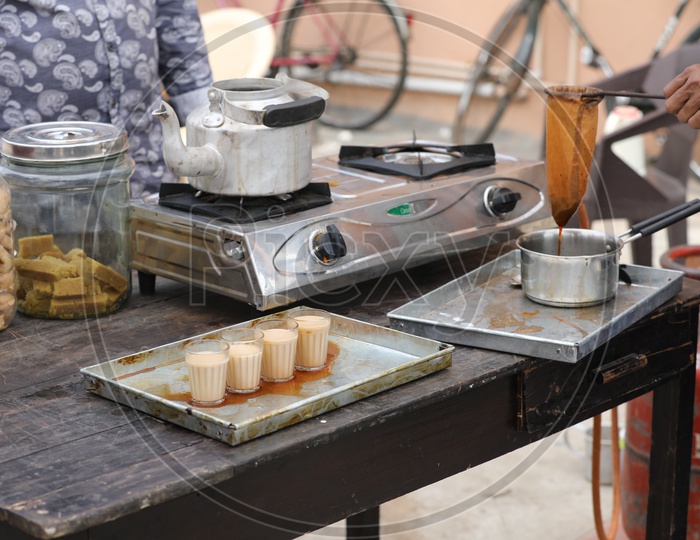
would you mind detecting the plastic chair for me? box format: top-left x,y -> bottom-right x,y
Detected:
581,43 -> 700,266
199,8 -> 276,81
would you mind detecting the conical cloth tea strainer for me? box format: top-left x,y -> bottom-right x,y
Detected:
545,86 -> 604,227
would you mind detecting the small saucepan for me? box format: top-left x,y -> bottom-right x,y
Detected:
515,199 -> 700,307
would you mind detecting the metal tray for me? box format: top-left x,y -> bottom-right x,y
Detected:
80,310 -> 453,446
388,250 -> 683,363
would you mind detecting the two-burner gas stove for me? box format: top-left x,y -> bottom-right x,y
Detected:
130,141 -> 554,311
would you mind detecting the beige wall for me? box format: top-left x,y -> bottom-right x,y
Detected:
400,1 -> 700,81
196,1 -> 700,134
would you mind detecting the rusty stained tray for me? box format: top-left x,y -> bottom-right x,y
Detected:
80,310 -> 453,446
388,250 -> 683,363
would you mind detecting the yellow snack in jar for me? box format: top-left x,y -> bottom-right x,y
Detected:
18,234 -> 56,258
15,234 -> 128,318
32,280 -> 52,299
52,277 -> 101,298
23,290 -> 51,314
63,248 -> 86,263
85,257 -> 128,293
102,286 -> 124,306
49,292 -> 109,318
16,256 -> 78,282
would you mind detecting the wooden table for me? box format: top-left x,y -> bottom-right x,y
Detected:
1,250 -> 697,540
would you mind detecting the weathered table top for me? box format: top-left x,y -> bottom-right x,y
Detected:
1,247 -> 698,540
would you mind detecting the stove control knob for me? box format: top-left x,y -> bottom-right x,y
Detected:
485,186 -> 522,218
311,224 -> 347,265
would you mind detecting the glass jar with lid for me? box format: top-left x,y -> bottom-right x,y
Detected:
0,122 -> 134,319
0,176 -> 16,330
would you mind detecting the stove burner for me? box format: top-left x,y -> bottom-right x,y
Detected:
378,151 -> 455,166
157,183 -> 332,223
339,142 -> 496,180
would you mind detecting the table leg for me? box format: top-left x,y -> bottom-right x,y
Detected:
646,359 -> 696,539
346,506 -> 380,539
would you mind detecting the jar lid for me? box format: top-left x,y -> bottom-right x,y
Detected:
1,121 -> 129,163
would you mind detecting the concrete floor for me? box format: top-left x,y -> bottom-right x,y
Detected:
300,112 -> 700,539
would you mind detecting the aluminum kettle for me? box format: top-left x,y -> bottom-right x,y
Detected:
153,74 -> 328,196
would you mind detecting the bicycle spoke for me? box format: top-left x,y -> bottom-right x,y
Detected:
335,5 -> 369,49
301,2 -> 393,62
280,0 -> 408,129
453,0 -> 535,144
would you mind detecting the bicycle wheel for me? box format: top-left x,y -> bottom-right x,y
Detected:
452,0 -> 540,144
278,0 -> 409,130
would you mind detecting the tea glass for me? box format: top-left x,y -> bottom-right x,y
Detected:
221,327 -> 264,393
287,308 -> 332,371
255,319 -> 298,382
184,339 -> 229,406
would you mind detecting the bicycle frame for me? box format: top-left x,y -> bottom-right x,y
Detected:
551,0 -> 693,77
548,0 -> 613,78
271,2 -> 346,68
651,0 -> 691,60
214,0 -> 345,68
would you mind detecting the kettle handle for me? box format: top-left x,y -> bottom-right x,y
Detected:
263,97 -> 326,128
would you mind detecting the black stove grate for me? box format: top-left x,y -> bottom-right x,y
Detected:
158,183 -> 332,223
338,142 -> 496,180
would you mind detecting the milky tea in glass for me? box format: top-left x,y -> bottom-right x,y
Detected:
221,327 -> 264,393
184,339 -> 229,406
256,319 -> 298,382
288,308 -> 331,371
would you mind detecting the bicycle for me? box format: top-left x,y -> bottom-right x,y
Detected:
451,0 -> 700,145
218,0 -> 411,130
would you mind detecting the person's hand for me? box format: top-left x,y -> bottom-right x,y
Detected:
664,64 -> 700,128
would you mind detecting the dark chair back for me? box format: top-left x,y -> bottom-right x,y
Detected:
582,43 -> 700,266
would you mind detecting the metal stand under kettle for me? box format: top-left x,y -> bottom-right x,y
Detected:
153,74 -> 328,196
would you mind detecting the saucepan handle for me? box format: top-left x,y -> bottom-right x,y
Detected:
622,198 -> 700,243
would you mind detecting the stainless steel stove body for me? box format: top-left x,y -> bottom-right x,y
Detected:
131,151 -> 554,311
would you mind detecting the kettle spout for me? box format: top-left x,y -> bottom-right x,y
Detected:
152,101 -> 222,178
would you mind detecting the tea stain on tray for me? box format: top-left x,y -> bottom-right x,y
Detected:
476,275 -> 545,334
551,315 -> 588,337
487,310 -> 544,334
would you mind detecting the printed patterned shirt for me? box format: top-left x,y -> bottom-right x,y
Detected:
0,0 -> 213,197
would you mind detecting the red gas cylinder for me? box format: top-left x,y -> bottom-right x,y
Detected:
621,245 -> 700,539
